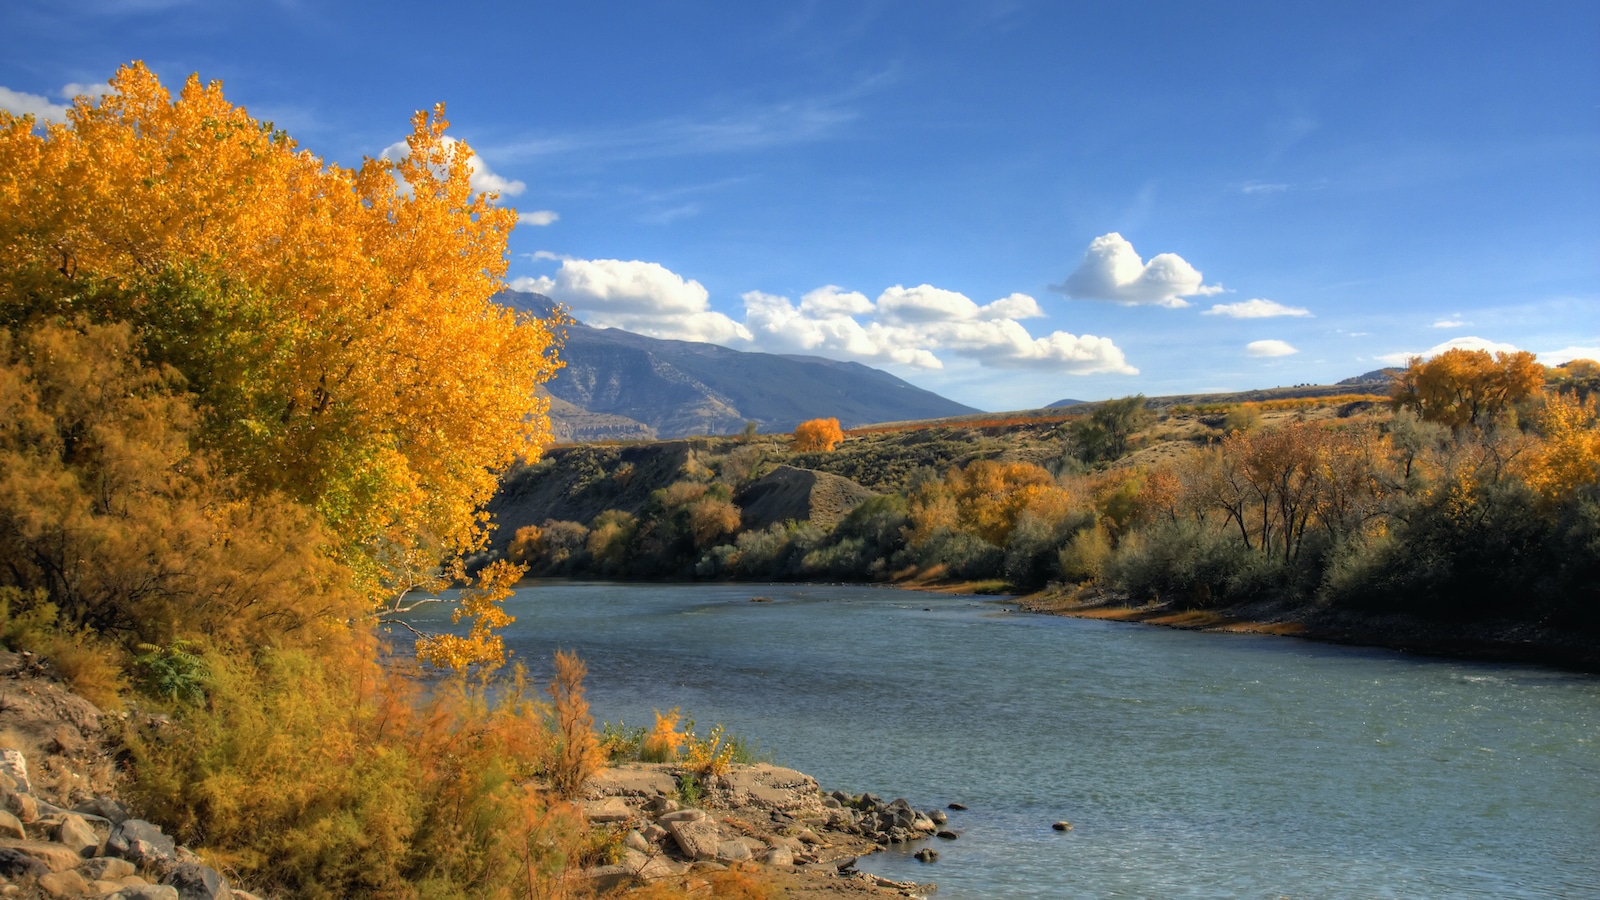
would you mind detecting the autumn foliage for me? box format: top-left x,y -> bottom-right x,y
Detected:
0,65 -> 641,899
1390,347 -> 1543,429
792,417 -> 844,452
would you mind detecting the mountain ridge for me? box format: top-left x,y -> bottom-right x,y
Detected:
496,288 -> 980,439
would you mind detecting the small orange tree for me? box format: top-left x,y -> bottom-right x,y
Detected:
792,417 -> 844,452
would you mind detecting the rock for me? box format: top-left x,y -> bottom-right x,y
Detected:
665,815 -> 723,861
718,765 -> 820,812
929,810 -> 948,825
623,830 -> 650,854
583,767 -> 678,799
79,858 -> 137,881
911,814 -> 937,832
73,798 -> 128,826
821,796 -> 841,809
947,802 -> 967,810
0,847 -> 49,878
1052,821 -> 1073,832
162,862 -> 231,900
936,830 -> 959,840
657,808 -> 707,825
109,887 -> 180,900
581,864 -> 631,893
53,813 -> 100,854
645,796 -> 678,815
91,880 -> 126,896
0,751 -> 31,795
794,828 -> 822,846
641,823 -> 669,844
618,848 -> 685,881
913,848 -> 939,863
0,839 -> 83,872
762,845 -> 794,866
0,791 -> 37,824
231,891 -> 267,900
0,813 -> 21,841
580,797 -> 634,824
37,869 -> 90,898
715,840 -> 751,862
105,819 -> 176,866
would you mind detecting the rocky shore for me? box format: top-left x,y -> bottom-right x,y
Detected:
0,649 -> 949,899
0,653 -> 253,900
580,763 -> 947,897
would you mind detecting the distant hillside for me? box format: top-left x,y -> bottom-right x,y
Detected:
1046,398 -> 1086,408
496,288 -> 979,438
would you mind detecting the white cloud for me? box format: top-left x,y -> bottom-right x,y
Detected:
1541,346 -> 1600,365
743,290 -> 941,368
513,261 -> 1134,375
525,258 -> 750,344
517,210 -> 559,226
0,86 -> 69,123
1374,335 -> 1523,366
1052,232 -> 1222,308
1432,318 -> 1468,328
59,82 -> 114,101
1203,298 -> 1311,318
797,285 -> 873,316
1246,340 -> 1298,357
1240,181 -> 1290,194
743,284 -> 1132,374
381,136 -> 526,197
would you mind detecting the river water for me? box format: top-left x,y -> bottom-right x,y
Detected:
426,581 -> 1598,898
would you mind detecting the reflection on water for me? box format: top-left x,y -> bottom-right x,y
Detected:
402,581 -> 1600,899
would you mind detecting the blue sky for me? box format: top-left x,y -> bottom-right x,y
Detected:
4,1 -> 1597,410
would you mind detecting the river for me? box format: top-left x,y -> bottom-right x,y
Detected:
414,581 -> 1599,898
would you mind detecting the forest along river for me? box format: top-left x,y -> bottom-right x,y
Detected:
410,582 -> 1600,899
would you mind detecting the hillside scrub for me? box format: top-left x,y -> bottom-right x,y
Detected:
501,373 -> 1599,637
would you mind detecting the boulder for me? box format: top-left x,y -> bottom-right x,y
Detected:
762,845 -> 794,867
162,862 -> 231,900
37,869 -> 91,898
53,813 -> 100,854
665,815 -> 723,861
580,797 -> 634,824
105,819 -> 176,866
1052,820 -> 1073,832
0,750 -> 32,795
80,857 -> 137,880
0,810 -> 23,840
0,846 -> 50,878
1,789 -> 38,823
0,839 -> 84,872
74,798 -> 129,826
913,848 -> 938,863
715,840 -> 751,862
109,887 -> 180,900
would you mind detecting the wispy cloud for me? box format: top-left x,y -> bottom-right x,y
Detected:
1204,298 -> 1311,319
517,210 -> 559,226
1239,181 -> 1290,195
1432,318 -> 1468,328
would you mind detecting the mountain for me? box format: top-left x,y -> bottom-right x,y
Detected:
496,288 -> 980,439
1046,398 -> 1087,408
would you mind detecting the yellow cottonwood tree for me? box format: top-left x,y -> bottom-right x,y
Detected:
0,63 -> 563,668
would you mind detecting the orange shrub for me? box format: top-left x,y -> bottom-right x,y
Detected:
792,417 -> 844,452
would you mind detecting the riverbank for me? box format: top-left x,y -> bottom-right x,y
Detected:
1014,587 -> 1600,672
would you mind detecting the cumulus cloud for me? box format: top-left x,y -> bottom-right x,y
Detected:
517,210 -> 559,226
744,283 -> 1132,374
1374,335 -> 1523,366
0,86 -> 69,123
1052,232 -> 1222,308
1246,340 -> 1298,357
381,136 -> 526,197
511,260 -> 1135,375
520,258 -> 750,344
1204,298 -> 1311,319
